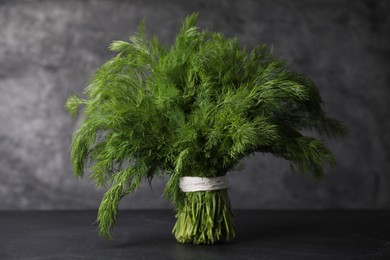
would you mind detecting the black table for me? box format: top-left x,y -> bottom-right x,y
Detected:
1,210 -> 389,259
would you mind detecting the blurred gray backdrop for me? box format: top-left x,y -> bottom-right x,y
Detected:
0,0 -> 389,210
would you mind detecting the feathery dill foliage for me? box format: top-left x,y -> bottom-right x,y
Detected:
66,13 -> 346,241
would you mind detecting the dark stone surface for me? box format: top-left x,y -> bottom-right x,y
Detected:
0,0 -> 389,210
1,210 -> 389,259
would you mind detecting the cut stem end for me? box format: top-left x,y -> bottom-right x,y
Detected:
172,189 -> 235,244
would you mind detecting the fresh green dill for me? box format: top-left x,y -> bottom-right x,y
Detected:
66,13 -> 346,243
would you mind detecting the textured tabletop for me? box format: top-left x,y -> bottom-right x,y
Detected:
1,210 -> 389,259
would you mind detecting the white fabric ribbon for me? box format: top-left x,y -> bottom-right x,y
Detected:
179,176 -> 228,192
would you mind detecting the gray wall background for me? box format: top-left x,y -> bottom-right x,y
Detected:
0,0 -> 389,210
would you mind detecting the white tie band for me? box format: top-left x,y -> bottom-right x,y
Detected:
179,176 -> 228,192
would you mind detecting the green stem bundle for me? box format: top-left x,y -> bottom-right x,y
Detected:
173,189 -> 235,244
